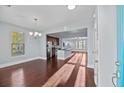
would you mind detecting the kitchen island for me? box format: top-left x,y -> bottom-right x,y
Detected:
57,49 -> 73,60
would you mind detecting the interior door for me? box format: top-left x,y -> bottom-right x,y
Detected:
117,6 -> 124,87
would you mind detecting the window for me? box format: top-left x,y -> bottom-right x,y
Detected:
75,39 -> 87,50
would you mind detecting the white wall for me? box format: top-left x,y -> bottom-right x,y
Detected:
97,6 -> 117,87
0,22 -> 42,67
87,27 -> 95,68
39,32 -> 47,60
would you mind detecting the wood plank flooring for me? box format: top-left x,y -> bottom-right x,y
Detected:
0,53 -> 96,87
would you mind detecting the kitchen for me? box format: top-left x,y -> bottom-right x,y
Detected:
46,28 -> 88,60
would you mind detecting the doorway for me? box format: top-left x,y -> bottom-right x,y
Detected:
46,35 -> 59,60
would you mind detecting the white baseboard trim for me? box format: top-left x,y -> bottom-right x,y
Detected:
0,57 -> 44,68
41,57 -> 47,60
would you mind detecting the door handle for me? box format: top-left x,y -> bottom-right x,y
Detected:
112,75 -> 117,87
115,60 -> 120,66
112,60 -> 120,87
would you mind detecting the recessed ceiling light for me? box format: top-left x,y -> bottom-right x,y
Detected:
67,5 -> 76,10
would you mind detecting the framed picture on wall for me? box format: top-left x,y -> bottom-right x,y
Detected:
11,32 -> 25,56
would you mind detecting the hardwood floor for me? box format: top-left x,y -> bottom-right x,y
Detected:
86,68 -> 96,87
0,53 -> 96,87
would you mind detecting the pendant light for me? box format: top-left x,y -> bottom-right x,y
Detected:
29,18 -> 42,38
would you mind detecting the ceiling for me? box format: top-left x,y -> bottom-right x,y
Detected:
0,5 -> 96,31
48,28 -> 87,38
